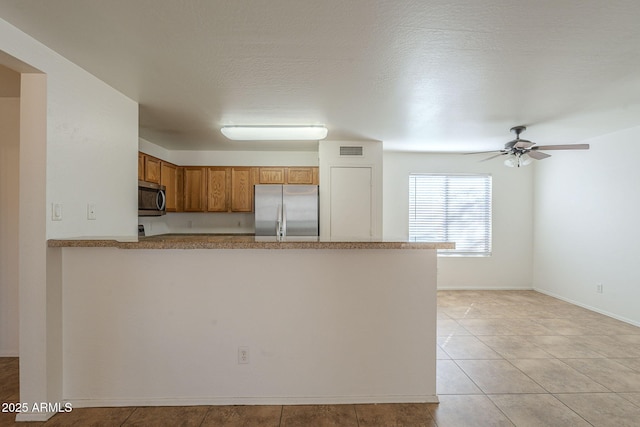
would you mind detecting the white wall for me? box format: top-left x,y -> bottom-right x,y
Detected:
0,17 -> 139,240
62,247 -> 437,406
384,151 -> 534,289
140,212 -> 255,236
45,68 -> 138,238
17,72 -> 55,422
1,16 -> 139,421
533,126 -> 640,326
0,88 -> 20,356
138,137 -> 171,162
139,137 -> 320,168
161,146 -> 319,167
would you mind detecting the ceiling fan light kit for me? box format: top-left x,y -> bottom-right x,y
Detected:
469,125 -> 590,167
221,125 -> 328,141
504,153 -> 533,168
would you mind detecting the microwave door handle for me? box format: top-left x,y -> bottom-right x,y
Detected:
156,190 -> 166,211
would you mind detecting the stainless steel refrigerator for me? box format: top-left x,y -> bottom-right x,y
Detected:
254,185 -> 319,237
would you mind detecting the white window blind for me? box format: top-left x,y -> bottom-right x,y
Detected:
409,174 -> 492,256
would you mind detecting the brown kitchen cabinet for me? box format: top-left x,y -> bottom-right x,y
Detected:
230,167 -> 254,212
207,167 -> 229,212
183,167 -> 207,212
258,167 -> 285,184
139,152 -> 182,211
138,151 -> 317,213
138,153 -> 145,181
144,155 -> 161,184
206,167 -> 254,212
161,162 -> 182,212
258,167 -> 318,185
286,167 -> 318,185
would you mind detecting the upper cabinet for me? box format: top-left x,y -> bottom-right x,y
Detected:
207,167 -> 229,212
138,152 -> 317,213
206,167 -> 255,212
138,153 -> 145,181
183,167 -> 207,212
287,167 -> 318,185
258,167 -> 285,184
230,167 -> 254,212
144,156 -> 161,184
259,167 -> 318,185
139,153 -> 183,211
160,162 -> 182,212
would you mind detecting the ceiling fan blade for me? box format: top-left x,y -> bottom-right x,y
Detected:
480,153 -> 507,162
532,144 -> 590,150
527,150 -> 551,160
513,139 -> 535,149
464,150 -> 503,155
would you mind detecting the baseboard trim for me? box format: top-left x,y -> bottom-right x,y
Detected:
534,288 -> 640,327
0,351 -> 19,357
15,412 -> 54,422
67,394 -> 439,408
437,286 -> 534,291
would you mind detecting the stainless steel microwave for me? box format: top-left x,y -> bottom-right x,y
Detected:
138,181 -> 166,216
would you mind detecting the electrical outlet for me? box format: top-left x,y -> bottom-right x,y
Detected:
596,283 -> 603,294
238,347 -> 249,364
87,203 -> 97,220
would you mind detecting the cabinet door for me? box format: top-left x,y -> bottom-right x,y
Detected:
258,167 -> 285,184
160,162 -> 180,212
183,167 -> 207,212
286,167 -> 315,185
138,153 -> 145,181
231,167 -> 253,212
207,167 -> 229,212
144,156 -> 161,184
176,166 -> 184,212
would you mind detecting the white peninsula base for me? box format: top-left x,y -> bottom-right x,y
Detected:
59,246 -> 438,407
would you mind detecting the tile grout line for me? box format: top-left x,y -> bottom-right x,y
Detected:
119,407 -> 137,427
353,404 -> 360,427
441,296 -> 608,425
437,292 -> 640,425
197,405 -> 212,427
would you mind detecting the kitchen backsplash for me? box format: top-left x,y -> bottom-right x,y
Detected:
139,212 -> 255,236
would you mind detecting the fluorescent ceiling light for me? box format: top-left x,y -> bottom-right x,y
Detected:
221,125 -> 328,141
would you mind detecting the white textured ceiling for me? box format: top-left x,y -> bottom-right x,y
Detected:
2,0 -> 640,152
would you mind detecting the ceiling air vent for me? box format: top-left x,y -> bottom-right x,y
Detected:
339,146 -> 364,156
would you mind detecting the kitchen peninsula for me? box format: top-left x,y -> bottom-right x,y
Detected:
48,236 -> 453,408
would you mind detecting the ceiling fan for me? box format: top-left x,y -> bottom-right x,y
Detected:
469,126 -> 590,167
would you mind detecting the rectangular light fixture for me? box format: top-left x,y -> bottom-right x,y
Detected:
221,125 -> 328,141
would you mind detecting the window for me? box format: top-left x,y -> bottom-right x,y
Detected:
409,174 -> 492,256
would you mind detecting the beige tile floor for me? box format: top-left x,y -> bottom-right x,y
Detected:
1,290 -> 640,426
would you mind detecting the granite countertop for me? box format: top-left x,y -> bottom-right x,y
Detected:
47,234 -> 455,250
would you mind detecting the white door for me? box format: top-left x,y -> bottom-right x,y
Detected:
330,167 -> 372,238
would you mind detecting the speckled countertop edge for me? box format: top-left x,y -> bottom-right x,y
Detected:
47,235 -> 455,250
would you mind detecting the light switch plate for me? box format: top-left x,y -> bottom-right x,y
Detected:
52,203 -> 63,221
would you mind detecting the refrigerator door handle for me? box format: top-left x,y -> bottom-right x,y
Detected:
282,204 -> 287,238
276,204 -> 283,238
